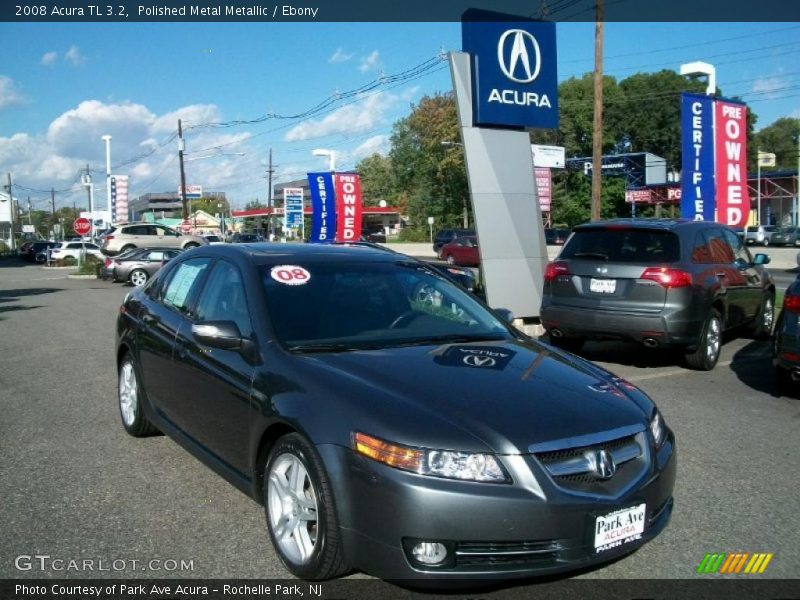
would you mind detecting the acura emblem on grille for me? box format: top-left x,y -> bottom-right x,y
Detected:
587,449 -> 616,480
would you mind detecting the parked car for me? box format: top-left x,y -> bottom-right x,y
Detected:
773,252 -> 800,393
49,241 -> 104,263
433,228 -> 475,254
361,228 -> 387,243
103,247 -> 183,286
765,226 -> 800,247
229,232 -> 265,243
116,243 -> 675,581
19,241 -> 59,262
439,235 -> 480,266
541,219 -> 775,370
101,223 -> 207,256
744,225 -> 778,246
544,228 -> 570,245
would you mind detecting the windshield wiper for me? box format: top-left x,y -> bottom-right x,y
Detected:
391,333 -> 508,347
287,343 -> 369,353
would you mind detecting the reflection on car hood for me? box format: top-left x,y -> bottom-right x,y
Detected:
303,339 -> 652,454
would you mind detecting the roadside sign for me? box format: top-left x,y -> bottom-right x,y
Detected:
73,217 -> 91,236
181,220 -> 192,234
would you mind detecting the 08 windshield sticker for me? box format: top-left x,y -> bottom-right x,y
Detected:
270,265 -> 311,286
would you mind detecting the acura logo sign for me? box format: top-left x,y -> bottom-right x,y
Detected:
463,355 -> 497,368
497,29 -> 542,84
587,449 -> 617,480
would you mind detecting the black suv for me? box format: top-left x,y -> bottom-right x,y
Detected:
433,228 -> 475,254
540,219 -> 775,370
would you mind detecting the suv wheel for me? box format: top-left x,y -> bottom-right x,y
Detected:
184,242 -> 199,249
120,244 -> 136,254
750,292 -> 775,340
685,308 -> 722,371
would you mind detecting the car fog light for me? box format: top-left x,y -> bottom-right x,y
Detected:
412,542 -> 448,565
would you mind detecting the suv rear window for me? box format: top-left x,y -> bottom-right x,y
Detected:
561,229 -> 680,263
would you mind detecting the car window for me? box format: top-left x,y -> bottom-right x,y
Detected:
722,229 -> 751,265
703,229 -> 735,263
261,261 -> 508,347
66,243 -> 82,249
561,229 -> 680,263
195,261 -> 252,338
145,251 -> 166,261
161,257 -> 212,314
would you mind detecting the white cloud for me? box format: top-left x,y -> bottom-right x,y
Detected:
328,47 -> 353,64
358,50 -> 381,73
283,92 -> 396,142
0,76 -> 26,110
351,135 -> 390,159
752,71 -> 786,101
40,51 -> 58,67
64,45 -> 85,66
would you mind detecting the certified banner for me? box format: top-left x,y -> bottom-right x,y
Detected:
308,172 -> 336,243
334,173 -> 363,242
714,100 -> 749,228
680,93 -> 715,222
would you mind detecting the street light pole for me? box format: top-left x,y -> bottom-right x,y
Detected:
178,119 -> 188,221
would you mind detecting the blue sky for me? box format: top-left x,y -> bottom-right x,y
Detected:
1,21 -> 798,213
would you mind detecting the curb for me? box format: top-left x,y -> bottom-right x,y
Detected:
67,274 -> 99,280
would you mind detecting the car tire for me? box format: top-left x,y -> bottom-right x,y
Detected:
750,291 -> 775,340
549,335 -> 584,354
446,254 -> 455,265
129,269 -> 149,287
63,256 -> 76,266
183,242 -> 199,249
685,308 -> 722,371
775,366 -> 793,396
118,353 -> 159,437
120,245 -> 136,254
264,433 -> 349,580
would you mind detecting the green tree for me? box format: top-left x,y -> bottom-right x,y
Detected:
356,153 -> 397,207
192,196 -> 231,215
753,117 -> 800,171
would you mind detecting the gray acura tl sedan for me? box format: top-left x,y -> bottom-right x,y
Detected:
115,243 -> 675,582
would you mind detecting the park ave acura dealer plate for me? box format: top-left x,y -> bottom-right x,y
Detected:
594,503 -> 646,552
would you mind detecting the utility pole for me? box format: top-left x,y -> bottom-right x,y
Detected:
178,119 -> 188,220
6,172 -> 15,251
27,197 -> 32,226
266,148 -> 275,239
51,188 -> 56,239
590,0 -> 605,221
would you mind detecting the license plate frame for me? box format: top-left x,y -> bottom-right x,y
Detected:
593,503 -> 647,553
589,278 -> 617,294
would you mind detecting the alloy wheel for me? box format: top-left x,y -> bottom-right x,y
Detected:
118,359 -> 137,427
267,453 -> 319,565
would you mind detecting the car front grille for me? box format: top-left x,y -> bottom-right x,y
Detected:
454,540 -> 564,568
533,432 -> 649,496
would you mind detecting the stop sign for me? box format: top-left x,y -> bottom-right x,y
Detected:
180,220 -> 192,234
73,217 -> 91,237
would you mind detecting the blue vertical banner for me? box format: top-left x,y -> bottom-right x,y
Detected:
308,172 -> 337,243
681,93 -> 716,221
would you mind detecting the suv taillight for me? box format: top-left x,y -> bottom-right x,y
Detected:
544,260 -> 571,282
104,258 -> 112,267
105,235 -> 114,241
784,294 -> 800,314
640,267 -> 692,288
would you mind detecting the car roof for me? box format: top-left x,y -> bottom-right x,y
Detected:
186,242 -> 407,266
573,218 -> 726,233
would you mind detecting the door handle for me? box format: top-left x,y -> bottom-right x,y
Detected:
715,272 -> 726,279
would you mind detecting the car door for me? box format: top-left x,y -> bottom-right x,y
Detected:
721,228 -> 763,320
169,259 -> 255,474
136,256 -> 212,423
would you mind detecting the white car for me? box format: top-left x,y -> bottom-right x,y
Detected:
48,241 -> 104,262
203,235 -> 226,245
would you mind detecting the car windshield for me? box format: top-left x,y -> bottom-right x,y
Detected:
261,261 -> 511,351
561,229 -> 680,262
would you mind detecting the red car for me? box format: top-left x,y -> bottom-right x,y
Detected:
439,235 -> 480,266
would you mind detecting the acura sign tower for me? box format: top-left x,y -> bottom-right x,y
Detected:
453,10 -> 558,320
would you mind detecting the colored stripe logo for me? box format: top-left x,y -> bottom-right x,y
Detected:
696,552 -> 773,574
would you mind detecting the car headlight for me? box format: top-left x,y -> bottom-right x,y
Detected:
650,411 -> 667,448
353,432 -> 509,483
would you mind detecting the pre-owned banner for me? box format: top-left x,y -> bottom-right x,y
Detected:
334,173 -> 363,242
714,100 -> 749,228
308,172 -> 336,243
680,93 -> 716,222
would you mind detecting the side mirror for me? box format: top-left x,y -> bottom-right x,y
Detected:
494,308 -> 515,324
192,321 -> 244,350
753,253 -> 770,266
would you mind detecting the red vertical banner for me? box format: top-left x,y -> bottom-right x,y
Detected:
334,173 -> 363,241
714,100 -> 749,228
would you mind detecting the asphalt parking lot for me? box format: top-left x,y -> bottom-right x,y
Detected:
1,259 -> 799,590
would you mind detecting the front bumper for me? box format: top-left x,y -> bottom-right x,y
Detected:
319,431 -> 676,581
541,303 -> 702,346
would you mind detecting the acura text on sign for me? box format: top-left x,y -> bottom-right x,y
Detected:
714,100 -> 749,229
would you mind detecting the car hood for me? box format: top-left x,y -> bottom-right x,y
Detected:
299,339 -> 653,455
